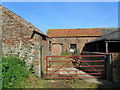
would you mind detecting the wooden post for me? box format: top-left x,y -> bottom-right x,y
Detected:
105,42 -> 108,53
96,43 -> 98,52
106,54 -> 112,81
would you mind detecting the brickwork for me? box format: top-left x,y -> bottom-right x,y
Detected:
111,53 -> 120,82
1,6 -> 50,77
51,37 -> 98,55
51,43 -> 62,55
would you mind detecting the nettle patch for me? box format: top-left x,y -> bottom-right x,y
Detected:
2,55 -> 30,88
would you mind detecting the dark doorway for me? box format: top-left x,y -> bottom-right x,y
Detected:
108,42 -> 120,52
70,44 -> 77,49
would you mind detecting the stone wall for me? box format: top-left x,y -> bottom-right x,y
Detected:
1,6 -> 50,77
0,5 -> 2,90
51,37 -> 98,55
111,53 -> 120,82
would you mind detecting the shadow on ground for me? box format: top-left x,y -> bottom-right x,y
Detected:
85,79 -> 120,90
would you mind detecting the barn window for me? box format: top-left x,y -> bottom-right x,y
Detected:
70,44 -> 77,49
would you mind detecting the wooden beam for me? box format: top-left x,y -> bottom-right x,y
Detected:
105,42 -> 108,53
105,41 -> 120,42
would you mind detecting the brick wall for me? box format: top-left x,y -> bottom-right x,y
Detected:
1,6 -> 50,77
111,53 -> 120,82
51,43 -> 62,55
51,37 -> 98,55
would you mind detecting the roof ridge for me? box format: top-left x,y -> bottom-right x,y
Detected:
2,5 -> 46,36
47,28 -> 103,37
48,28 -> 99,30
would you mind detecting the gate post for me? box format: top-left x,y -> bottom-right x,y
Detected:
106,54 -> 112,81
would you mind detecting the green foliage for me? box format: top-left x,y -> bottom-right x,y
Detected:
74,49 -> 80,56
2,55 -> 30,88
61,52 -> 70,56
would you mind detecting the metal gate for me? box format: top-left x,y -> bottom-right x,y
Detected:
45,55 -> 106,79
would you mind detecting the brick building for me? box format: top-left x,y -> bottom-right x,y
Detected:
1,6 -> 51,77
83,30 -> 120,82
83,30 -> 120,52
47,29 -> 103,55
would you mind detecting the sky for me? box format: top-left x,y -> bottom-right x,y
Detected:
2,2 -> 118,34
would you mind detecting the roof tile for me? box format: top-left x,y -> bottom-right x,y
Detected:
47,29 -> 103,37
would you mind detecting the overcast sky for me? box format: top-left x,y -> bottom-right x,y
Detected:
2,2 -> 118,34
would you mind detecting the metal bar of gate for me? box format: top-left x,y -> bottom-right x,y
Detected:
49,60 -> 104,62
78,57 -> 102,73
45,55 -> 106,79
48,70 -> 104,71
46,56 -> 48,77
46,76 -> 103,79
48,65 -> 104,67
47,55 -> 105,57
49,59 -> 73,75
48,73 -> 103,75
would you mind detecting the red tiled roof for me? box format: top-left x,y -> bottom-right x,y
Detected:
47,29 -> 103,37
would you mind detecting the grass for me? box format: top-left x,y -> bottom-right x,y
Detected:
20,74 -> 120,88
20,74 -> 50,88
2,56 -> 120,88
20,74 -> 106,88
19,56 -> 120,88
61,52 -> 70,56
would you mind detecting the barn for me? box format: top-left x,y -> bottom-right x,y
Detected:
83,30 -> 120,52
83,30 -> 120,82
1,6 -> 51,77
47,29 -> 104,55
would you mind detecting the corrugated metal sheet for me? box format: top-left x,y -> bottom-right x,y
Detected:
47,29 -> 103,37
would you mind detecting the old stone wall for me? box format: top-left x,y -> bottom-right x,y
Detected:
111,53 -> 120,82
0,6 -> 2,56
1,6 -> 50,77
51,37 -> 98,55
41,39 -> 51,76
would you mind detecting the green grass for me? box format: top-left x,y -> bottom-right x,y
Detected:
61,52 -> 70,56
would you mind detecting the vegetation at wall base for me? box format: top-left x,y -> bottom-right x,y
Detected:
61,52 -> 70,56
2,55 -> 30,88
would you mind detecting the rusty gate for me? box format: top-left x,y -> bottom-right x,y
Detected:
45,55 -> 107,79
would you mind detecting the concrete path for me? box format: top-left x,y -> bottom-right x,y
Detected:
48,66 -> 99,78
48,66 -> 120,87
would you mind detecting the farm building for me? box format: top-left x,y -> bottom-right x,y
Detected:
47,29 -> 104,55
83,30 -> 120,82
83,30 -> 120,52
1,6 -> 51,77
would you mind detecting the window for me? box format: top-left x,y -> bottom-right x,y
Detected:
70,44 -> 77,49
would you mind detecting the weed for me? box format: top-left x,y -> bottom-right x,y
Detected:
2,55 -> 30,88
61,52 -> 70,56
